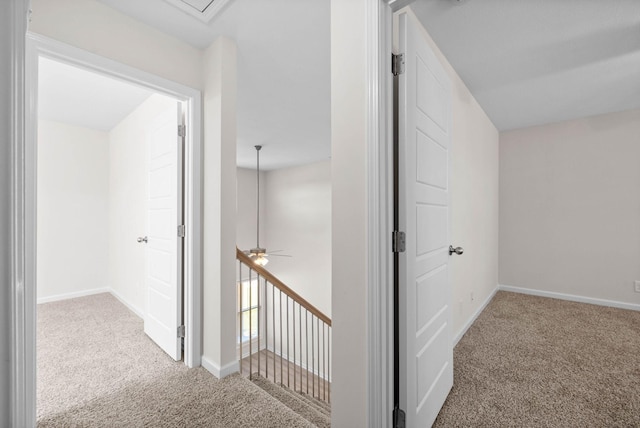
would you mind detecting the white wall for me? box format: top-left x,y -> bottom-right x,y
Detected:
108,94 -> 176,316
500,108 -> 640,306
264,161 -> 332,317
402,8 -> 500,340
330,0 -> 369,424
29,0 -> 203,90
35,93 -> 177,316
37,120 -> 110,302
236,167 -> 265,253
202,36 -> 238,376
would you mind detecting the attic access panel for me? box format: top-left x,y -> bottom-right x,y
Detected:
181,0 -> 214,12
164,0 -> 231,23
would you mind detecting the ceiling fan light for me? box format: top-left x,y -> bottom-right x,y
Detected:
254,254 -> 269,266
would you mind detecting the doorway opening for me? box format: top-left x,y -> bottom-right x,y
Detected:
26,33 -> 203,422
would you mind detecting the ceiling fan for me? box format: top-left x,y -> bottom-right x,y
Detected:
244,145 -> 291,266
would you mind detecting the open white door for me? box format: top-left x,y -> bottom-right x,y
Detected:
144,102 -> 184,361
397,11 -> 453,427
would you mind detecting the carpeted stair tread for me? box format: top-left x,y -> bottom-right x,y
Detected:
287,390 -> 330,417
251,374 -> 331,428
294,390 -> 331,416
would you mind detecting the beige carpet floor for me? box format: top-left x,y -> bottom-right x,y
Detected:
37,293 -> 316,427
434,291 -> 640,427
40,290 -> 640,427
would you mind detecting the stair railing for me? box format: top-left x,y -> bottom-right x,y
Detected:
236,247 -> 331,403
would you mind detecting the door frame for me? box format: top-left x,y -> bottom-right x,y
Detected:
368,1 -> 425,426
17,32 -> 203,425
366,0 -> 396,426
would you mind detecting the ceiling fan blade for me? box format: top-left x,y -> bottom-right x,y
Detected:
266,253 -> 292,258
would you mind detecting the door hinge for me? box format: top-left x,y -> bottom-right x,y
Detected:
178,224 -> 185,238
178,124 -> 186,138
392,53 -> 405,76
177,325 -> 185,338
393,407 -> 406,428
392,231 -> 406,253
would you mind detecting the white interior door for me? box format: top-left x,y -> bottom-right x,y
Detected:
144,102 -> 184,361
397,11 -> 453,427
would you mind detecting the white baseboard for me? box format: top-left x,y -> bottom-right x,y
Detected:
202,356 -> 239,379
37,287 -> 109,304
37,287 -> 147,320
498,284 -> 640,312
453,285 -> 499,346
108,288 -> 144,319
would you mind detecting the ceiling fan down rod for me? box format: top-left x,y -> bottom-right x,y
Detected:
255,145 -> 262,251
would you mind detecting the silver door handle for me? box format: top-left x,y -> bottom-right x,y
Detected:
137,236 -> 148,243
449,245 -> 463,255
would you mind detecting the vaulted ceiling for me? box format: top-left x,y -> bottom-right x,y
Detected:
411,0 -> 640,131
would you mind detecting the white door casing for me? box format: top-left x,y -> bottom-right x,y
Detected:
397,11 -> 453,427
17,33 -> 203,426
144,102 -> 184,361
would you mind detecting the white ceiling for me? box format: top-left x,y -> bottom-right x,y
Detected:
410,0 -> 640,131
98,0 -> 331,170
44,0 -> 640,169
38,57 -> 154,132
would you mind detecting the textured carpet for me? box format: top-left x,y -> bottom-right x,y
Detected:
251,374 -> 331,428
37,293 -> 316,427
434,291 -> 640,427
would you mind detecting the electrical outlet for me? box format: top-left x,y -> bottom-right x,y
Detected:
635,281 -> 640,293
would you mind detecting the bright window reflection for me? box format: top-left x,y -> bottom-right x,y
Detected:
238,279 -> 259,343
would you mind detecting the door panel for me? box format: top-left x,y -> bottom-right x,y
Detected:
144,102 -> 183,361
416,135 -> 447,188
416,205 -> 447,255
398,11 -> 453,427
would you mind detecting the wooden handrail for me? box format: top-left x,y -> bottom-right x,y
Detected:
236,247 -> 332,326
